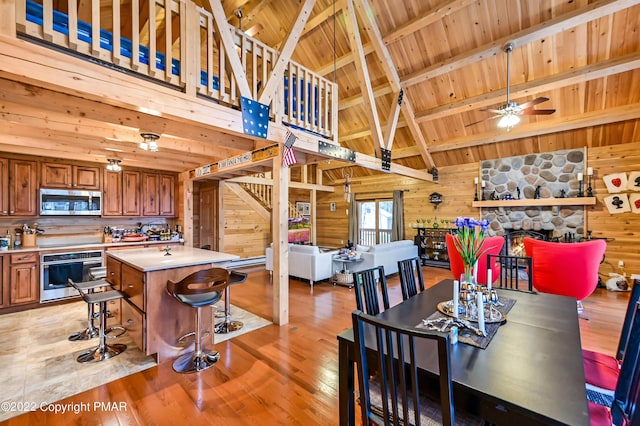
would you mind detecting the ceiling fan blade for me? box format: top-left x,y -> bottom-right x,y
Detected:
479,108 -> 503,114
518,97 -> 550,110
465,115 -> 502,127
520,109 -> 556,116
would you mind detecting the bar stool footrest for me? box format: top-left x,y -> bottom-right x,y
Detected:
214,320 -> 243,334
77,343 -> 127,363
173,350 -> 220,373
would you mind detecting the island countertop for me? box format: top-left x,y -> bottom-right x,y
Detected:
106,245 -> 240,272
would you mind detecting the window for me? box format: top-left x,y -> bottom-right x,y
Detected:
357,199 -> 393,245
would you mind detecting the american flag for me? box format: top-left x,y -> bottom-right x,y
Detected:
282,130 -> 297,167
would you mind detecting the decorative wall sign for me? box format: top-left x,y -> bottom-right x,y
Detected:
628,171 -> 640,191
604,194 -> 631,214
318,141 -> 356,162
630,194 -> 640,214
218,153 -> 252,169
603,172 -> 627,193
296,201 -> 311,216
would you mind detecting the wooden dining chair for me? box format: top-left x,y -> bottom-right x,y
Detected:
584,279 -> 640,393
352,266 -> 389,316
486,254 -> 533,292
351,310 -> 483,426
588,300 -> 640,425
398,257 -> 425,301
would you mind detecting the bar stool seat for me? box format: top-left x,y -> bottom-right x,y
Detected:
68,279 -> 126,363
167,268 -> 229,373
214,271 -> 248,334
68,279 -> 112,341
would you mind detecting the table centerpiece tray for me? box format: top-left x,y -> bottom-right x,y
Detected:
437,300 -> 506,324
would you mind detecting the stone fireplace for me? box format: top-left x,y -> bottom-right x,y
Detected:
479,148 -> 586,241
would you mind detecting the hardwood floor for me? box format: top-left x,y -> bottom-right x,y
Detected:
6,266 -> 629,425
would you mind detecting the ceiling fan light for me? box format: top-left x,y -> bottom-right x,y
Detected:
497,114 -> 520,129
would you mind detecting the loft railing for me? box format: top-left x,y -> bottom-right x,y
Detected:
14,0 -> 338,142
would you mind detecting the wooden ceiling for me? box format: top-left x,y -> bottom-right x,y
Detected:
2,0 -> 640,179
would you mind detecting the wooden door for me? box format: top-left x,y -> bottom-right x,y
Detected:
10,262 -> 38,305
142,172 -> 159,216
73,165 -> 100,189
103,169 -> 123,216
41,162 -> 72,188
158,174 -> 175,216
0,158 -> 8,215
10,159 -> 37,216
122,170 -> 141,216
199,184 -> 218,250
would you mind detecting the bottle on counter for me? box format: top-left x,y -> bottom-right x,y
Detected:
14,231 -> 22,248
5,230 -> 11,248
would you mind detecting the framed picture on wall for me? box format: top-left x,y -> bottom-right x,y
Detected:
296,201 -> 311,216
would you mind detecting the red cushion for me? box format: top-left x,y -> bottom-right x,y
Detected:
589,401 -> 612,426
583,349 -> 619,391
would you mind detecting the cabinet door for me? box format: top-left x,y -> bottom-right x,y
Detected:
159,174 -> 175,216
73,165 -> 100,189
142,172 -> 159,216
0,255 -> 5,307
10,159 -> 37,216
106,255 -> 122,289
103,169 -> 123,216
41,162 -> 72,188
122,170 -> 141,216
10,262 -> 38,305
0,158 -> 8,216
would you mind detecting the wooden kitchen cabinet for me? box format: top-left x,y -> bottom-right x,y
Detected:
0,255 -> 6,308
142,172 -> 175,217
9,252 -> 39,305
41,162 -> 100,190
103,169 -> 140,216
0,158 -> 37,216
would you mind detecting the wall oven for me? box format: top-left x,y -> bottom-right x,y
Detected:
40,250 -> 104,302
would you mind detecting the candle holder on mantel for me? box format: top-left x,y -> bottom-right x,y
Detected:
474,181 -> 479,202
587,174 -> 594,197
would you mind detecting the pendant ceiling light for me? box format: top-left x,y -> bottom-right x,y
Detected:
106,158 -> 122,172
140,132 -> 160,152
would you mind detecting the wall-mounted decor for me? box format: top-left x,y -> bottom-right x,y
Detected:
630,194 -> 640,214
330,202 -> 336,212
628,172 -> 640,191
296,201 -> 311,216
603,172 -> 627,193
604,194 -> 631,214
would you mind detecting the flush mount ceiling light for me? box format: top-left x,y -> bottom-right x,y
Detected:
140,131 -> 160,152
106,158 -> 122,172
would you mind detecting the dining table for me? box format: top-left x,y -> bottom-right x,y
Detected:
337,279 -> 590,425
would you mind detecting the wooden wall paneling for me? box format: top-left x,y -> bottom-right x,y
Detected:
221,184 -> 270,259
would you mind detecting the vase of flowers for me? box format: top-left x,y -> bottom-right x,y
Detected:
453,217 -> 490,283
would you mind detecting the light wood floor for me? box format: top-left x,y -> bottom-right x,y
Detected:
6,266 -> 630,425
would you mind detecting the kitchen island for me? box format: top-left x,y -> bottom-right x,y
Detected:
106,246 -> 239,361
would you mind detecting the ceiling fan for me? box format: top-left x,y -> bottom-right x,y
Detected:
235,8 -> 263,38
466,42 -> 556,129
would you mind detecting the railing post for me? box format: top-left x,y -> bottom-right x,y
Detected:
183,0 -> 198,97
2,0 -> 17,36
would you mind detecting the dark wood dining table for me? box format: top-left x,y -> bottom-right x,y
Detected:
337,279 -> 590,425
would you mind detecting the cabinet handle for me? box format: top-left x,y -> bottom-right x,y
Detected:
110,271 -> 115,276
10,210 -> 14,214
126,319 -> 134,325
128,284 -> 134,288
2,211 -> 7,214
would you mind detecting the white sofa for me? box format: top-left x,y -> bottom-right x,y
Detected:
265,240 -> 417,286
350,240 -> 418,276
265,244 -> 339,287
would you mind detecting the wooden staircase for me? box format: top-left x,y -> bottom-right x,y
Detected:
238,172 -> 301,218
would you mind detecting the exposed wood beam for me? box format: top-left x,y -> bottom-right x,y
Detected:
207,0 -> 252,98
382,0 -> 475,45
353,0 -> 435,168
415,52 -> 640,123
226,175 -> 335,192
339,83 -> 392,110
344,0 -> 384,157
429,103 -> 640,152
401,0 -> 640,88
258,0 -> 315,105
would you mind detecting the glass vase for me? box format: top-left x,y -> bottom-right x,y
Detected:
462,261 -> 477,284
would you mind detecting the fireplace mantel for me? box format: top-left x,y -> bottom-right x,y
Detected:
472,197 -> 596,208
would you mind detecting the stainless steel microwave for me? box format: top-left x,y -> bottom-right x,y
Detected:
40,188 -> 102,216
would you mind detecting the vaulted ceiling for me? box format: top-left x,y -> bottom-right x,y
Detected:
2,0 -> 640,180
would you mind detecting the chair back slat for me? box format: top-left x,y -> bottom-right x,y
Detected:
612,301 -> 640,425
398,257 -> 425,300
487,254 -> 534,292
617,279 -> 640,361
353,266 -> 389,315
352,310 -> 455,426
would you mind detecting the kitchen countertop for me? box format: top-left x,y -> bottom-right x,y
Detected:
106,246 -> 239,272
0,239 -> 183,254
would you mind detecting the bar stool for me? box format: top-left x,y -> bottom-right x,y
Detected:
68,279 -> 113,341
68,279 -> 127,362
214,271 -> 247,334
166,268 -> 229,373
